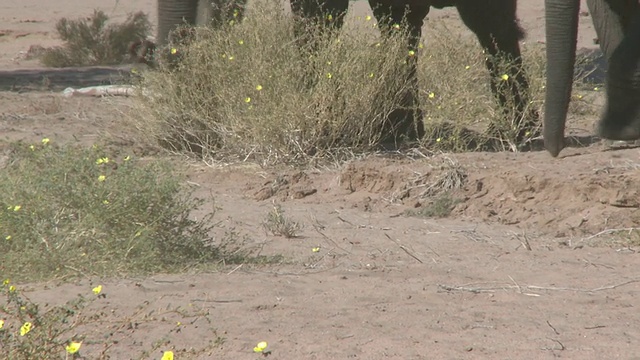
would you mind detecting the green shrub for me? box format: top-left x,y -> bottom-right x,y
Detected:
40,10 -> 152,67
0,140 -> 230,281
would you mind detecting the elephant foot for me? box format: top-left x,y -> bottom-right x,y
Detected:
596,109 -> 640,142
378,108 -> 425,149
602,139 -> 640,149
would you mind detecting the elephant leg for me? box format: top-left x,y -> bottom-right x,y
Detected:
597,8 -> 640,141
587,0 -> 638,61
368,0 -> 429,144
290,0 -> 350,51
157,0 -> 199,46
456,0 -> 537,144
200,0 -> 248,29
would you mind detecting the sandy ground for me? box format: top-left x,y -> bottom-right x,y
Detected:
2,1 -> 640,359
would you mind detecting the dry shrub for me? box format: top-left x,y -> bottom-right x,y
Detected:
40,10 -> 152,68
133,3 -> 603,162
415,21 -> 546,152
133,0 -> 417,164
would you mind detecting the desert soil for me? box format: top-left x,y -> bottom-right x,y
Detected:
1,1 -> 640,359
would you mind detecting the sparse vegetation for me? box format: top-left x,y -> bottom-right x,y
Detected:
40,10 -> 152,67
263,204 -> 303,238
0,280 -> 224,359
2,2 -> 635,359
406,192 -> 462,218
0,139 -> 245,282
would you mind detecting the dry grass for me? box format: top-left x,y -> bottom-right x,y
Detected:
131,1 -> 602,164
132,0 -> 424,165
263,204 -> 303,238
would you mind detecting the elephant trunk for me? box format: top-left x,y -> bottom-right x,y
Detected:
543,0 -> 580,157
157,0 -> 199,46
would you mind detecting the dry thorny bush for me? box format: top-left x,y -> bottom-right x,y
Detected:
132,0 -> 601,165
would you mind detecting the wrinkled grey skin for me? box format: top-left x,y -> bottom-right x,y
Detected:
157,0 -> 536,145
544,0 -> 640,157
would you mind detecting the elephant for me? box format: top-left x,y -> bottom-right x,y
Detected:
544,0 -> 640,157
156,0 -> 538,145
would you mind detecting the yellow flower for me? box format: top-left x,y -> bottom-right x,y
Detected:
161,351 -> 174,360
41,138 -> 50,145
124,155 -> 131,161
170,48 -> 177,55
326,61 -> 332,65
365,15 -> 372,21
255,85 -> 263,91
327,14 -> 333,21
436,137 -> 442,143
98,175 -> 106,182
326,73 -> 332,79
9,285 -> 16,292
254,341 -> 268,353
500,74 -> 509,81
312,247 -> 320,252
594,87 -> 599,91
392,24 -> 400,30
0,320 -> 4,329
374,43 -> 381,47
244,97 -> 251,103
428,92 -> 435,99
465,65 -> 470,70
2,279 -> 8,285
408,50 -> 415,56
92,285 -> 102,295
13,205 -> 21,212
5,235 -> 11,241
102,200 -> 109,205
66,341 -> 82,354
95,157 -> 109,165
368,73 -> 374,78
131,68 -> 138,74
20,322 -> 32,336
233,9 -> 240,17
29,145 -> 35,151
228,55 -> 234,61
238,40 -> 244,45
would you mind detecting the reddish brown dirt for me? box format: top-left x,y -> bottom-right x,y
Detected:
2,1 -> 640,359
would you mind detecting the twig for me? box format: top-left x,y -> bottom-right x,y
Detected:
384,233 -> 423,263
580,227 -> 640,242
227,263 -> 243,275
546,320 -> 560,335
438,278 -> 640,294
190,299 -> 243,303
545,338 -> 565,351
336,216 -> 354,226
314,226 -> 352,255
